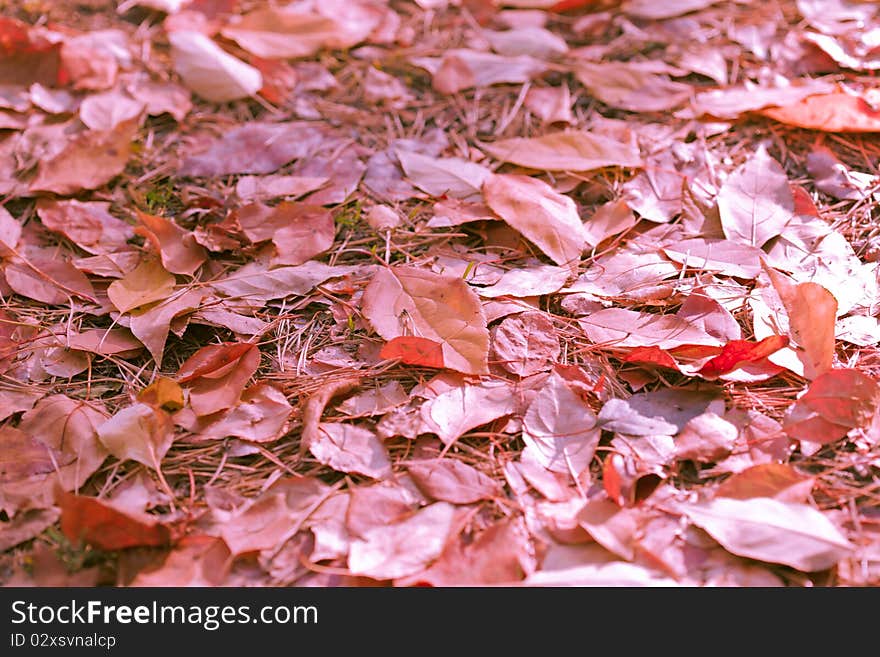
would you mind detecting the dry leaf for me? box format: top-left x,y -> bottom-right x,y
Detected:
361,266 -> 489,375
168,30 -> 262,102
380,336 -> 445,369
422,382 -> 516,445
96,402 -> 174,471
36,199 -> 134,255
348,502 -> 456,580
717,146 -> 793,248
483,173 -> 586,271
682,497 -> 853,571
135,211 -> 207,276
59,492 -> 170,551
107,257 -> 176,313
406,458 -> 500,504
177,342 -> 260,417
761,92 -> 880,132
396,149 -> 491,200
575,61 -> 692,112
310,423 -> 392,479
29,119 -> 136,194
484,130 -> 641,171
522,371 -> 600,475
221,9 -> 342,59
491,311 -> 560,376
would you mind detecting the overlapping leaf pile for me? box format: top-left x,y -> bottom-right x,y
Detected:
1,0 -> 879,586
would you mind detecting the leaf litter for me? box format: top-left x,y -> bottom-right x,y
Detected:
0,0 -> 879,588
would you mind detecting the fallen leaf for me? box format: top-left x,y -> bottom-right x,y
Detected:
622,0 -> 723,19
577,498 -> 640,560
211,261 -> 354,303
97,403 -> 174,471
406,458 -> 500,504
580,308 -> 721,350
235,175 -> 328,201
348,502 -> 456,580
180,122 -> 324,177
483,173 -> 586,271
761,92 -> 880,132
716,463 -> 814,503
79,89 -> 145,131
783,369 -> 880,444
361,266 -> 489,375
484,27 -> 568,58
522,371 -> 600,475
525,85 -> 574,124
674,412 -> 738,462
36,199 -> 134,255
575,61 -> 692,112
0,507 -> 60,552
422,382 -> 516,445
220,9 -> 342,59
397,519 -> 527,586
129,289 -> 206,364
338,382 -> 408,417
168,30 -> 262,102
690,79 -> 835,119
131,535 -> 232,586
29,119 -> 137,195
310,423 -> 392,479
186,383 -> 292,442
107,257 -> 176,313
491,311 -> 560,376
717,146 -> 794,247
15,395 -> 108,492
662,238 -> 764,279
59,492 -> 170,551
681,497 -> 853,571
414,49 -> 548,94
380,336 -> 445,369
177,342 -> 260,416
220,477 -> 332,555
598,388 -> 724,436
396,149 -> 490,200
346,476 -> 428,538
697,335 -> 790,379
138,376 -> 185,411
765,267 -> 837,379
135,211 -> 207,276
483,130 -> 641,171
5,254 -> 96,305
476,264 -> 570,298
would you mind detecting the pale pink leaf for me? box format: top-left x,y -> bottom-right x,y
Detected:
311,423 -> 392,479
483,131 -> 641,172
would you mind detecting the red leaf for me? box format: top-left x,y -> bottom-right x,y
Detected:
698,335 -> 789,378
59,492 -> 170,551
550,0 -> 599,11
622,346 -> 680,370
177,342 -> 256,383
790,184 -> 820,217
380,336 -> 445,369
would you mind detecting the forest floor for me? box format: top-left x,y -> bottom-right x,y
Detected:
1,0 -> 879,586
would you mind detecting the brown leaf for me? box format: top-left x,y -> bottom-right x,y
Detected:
483,173 -> 585,272
717,146 -> 793,248
135,211 -> 207,276
406,458 -> 500,504
210,261 -> 355,303
674,412 -> 738,462
0,507 -> 60,552
716,463 -> 814,503
783,369 -> 880,444
131,535 -> 232,586
761,92 -> 880,132
765,267 -> 837,379
221,9 -> 344,58
220,477 -> 332,555
681,497 -> 853,572
29,119 -> 137,195
16,395 -> 108,491
59,491 -> 171,551
177,342 -> 260,416
168,30 -> 262,103
421,382 -> 516,445
348,502 -> 457,580
180,121 -> 325,177
396,149 -> 490,199
129,289 -> 206,364
362,266 -> 489,375
97,403 -> 174,471
310,423 -> 392,479
575,61 -> 692,112
523,371 -> 600,476
187,383 -> 292,442
107,257 -> 176,313
483,130 -> 641,172
397,519 -> 528,586
5,254 -> 96,305
36,199 -> 134,255
491,311 -> 560,376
